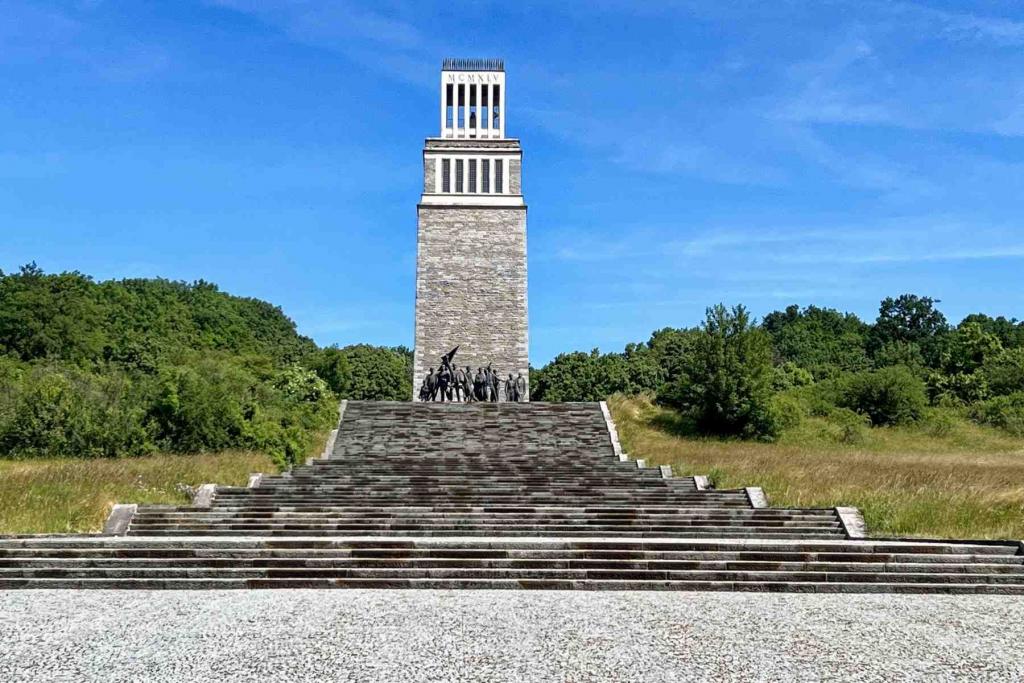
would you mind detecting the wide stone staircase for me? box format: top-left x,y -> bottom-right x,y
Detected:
1,401 -> 1022,592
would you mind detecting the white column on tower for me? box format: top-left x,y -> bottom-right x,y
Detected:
475,81 -> 483,137
461,83 -> 468,138
500,78 -> 506,138
454,83 -> 460,138
439,79 -> 446,135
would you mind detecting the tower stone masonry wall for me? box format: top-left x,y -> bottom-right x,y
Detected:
423,158 -> 436,193
413,205 -> 529,400
510,159 -> 522,195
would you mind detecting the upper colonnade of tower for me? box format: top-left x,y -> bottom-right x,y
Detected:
439,58 -> 506,139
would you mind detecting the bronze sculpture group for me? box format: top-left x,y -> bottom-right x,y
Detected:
418,346 -> 526,402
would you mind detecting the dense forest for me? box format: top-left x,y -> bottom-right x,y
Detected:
531,297 -> 1024,440
0,264 -> 411,466
3,264 -> 1021,463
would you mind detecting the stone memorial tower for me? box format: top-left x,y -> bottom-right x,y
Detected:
413,58 -> 528,400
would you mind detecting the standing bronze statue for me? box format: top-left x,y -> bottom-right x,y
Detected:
462,366 -> 474,402
473,367 -> 486,401
429,346 -> 458,402
515,372 -> 527,402
453,365 -> 468,402
421,368 -> 437,401
486,364 -> 499,402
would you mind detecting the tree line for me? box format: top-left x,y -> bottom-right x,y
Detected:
0,264 -> 411,466
3,264 -> 1021,460
531,296 -> 1024,439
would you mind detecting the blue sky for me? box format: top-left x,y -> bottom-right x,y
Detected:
2,1 -> 1024,363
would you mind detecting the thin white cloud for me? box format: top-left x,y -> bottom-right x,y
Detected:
787,244 -> 1024,265
523,106 -> 787,187
207,0 -> 437,87
893,1 -> 1024,47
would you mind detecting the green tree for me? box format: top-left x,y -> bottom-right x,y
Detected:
530,346 -> 663,402
762,304 -> 870,379
0,264 -> 105,362
307,346 -> 352,395
532,350 -> 605,402
870,294 -> 949,367
971,392 -> 1024,436
980,348 -> 1024,397
837,366 -> 927,426
944,321 -> 1003,374
959,313 -> 1024,350
662,304 -> 780,439
643,327 -> 700,389
337,344 -> 412,401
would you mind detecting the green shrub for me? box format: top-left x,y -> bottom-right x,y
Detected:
980,348 -> 1024,397
786,380 -> 842,417
662,304 -> 781,440
149,362 -> 250,453
836,366 -> 927,426
971,393 -> 1024,436
328,344 -> 412,401
0,363 -> 152,458
826,406 -> 870,445
772,362 -> 814,392
920,407 -> 958,438
770,392 -> 806,432
927,371 -> 989,405
531,347 -> 663,402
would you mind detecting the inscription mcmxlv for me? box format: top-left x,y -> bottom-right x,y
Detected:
445,73 -> 502,84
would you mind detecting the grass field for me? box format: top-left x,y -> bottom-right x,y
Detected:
0,452 -> 275,535
609,395 -> 1024,540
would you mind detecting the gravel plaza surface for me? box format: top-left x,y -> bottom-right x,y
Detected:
1,590 -> 1022,682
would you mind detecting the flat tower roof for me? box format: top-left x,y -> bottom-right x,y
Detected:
442,58 -> 504,72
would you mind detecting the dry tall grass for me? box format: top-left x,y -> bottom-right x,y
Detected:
609,395 -> 1024,539
0,452 -> 275,534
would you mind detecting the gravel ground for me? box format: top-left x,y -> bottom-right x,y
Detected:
1,590 -> 1022,682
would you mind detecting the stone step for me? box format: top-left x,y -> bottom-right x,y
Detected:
4,577 -> 1021,593
211,494 -> 735,502
5,537 -> 1013,553
205,500 -> 754,508
3,566 -> 1024,584
129,506 -> 829,516
6,544 -> 1015,561
126,530 -> 845,539
5,557 -> 1022,573
149,501 -> 753,511
124,521 -> 843,531
129,513 -> 837,524
128,522 -> 842,531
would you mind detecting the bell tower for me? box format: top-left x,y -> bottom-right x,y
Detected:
412,58 -> 529,400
